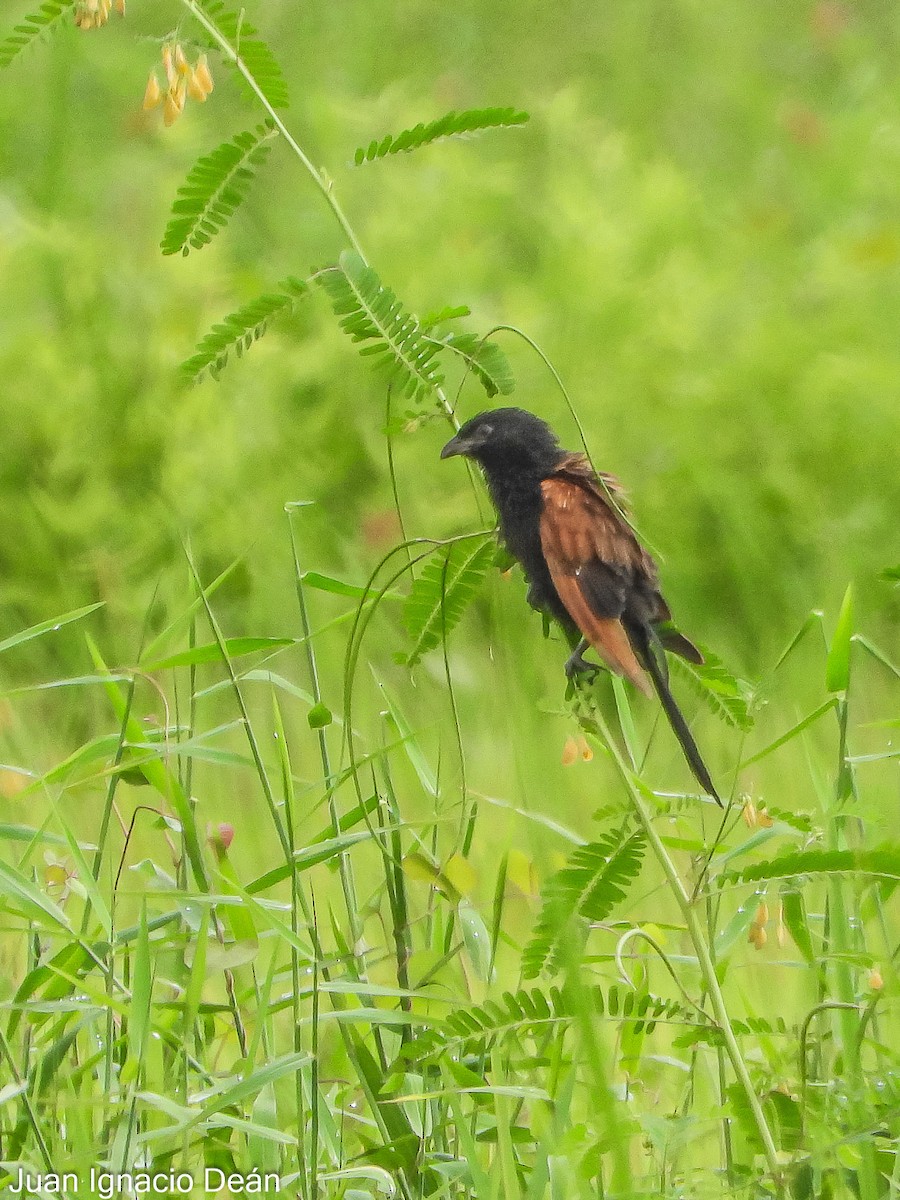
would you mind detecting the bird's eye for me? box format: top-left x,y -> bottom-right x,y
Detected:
479,423 -> 493,439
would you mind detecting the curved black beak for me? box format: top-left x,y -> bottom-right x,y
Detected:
440,432 -> 467,460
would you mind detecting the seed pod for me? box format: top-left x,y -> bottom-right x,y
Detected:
561,736 -> 578,766
174,43 -> 190,76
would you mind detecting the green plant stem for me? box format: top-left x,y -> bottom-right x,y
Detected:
182,0 -> 463,425
586,704 -> 785,1193
826,693 -> 879,1200
288,518 -> 362,947
181,0 -> 364,260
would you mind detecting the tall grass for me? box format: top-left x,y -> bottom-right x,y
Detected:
1,549 -> 898,1197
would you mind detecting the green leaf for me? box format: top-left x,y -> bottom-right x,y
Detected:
195,0 -> 290,108
400,984 -> 694,1066
854,635 -> 900,682
142,636 -> 294,672
522,831 -> 646,979
740,699 -> 837,768
246,829 -> 377,894
670,644 -> 754,731
437,331 -> 515,397
353,107 -> 529,164
0,0 -> 73,70
87,637 -> 208,892
192,1053 -> 312,1127
458,900 -> 492,982
301,570 -> 402,602
420,304 -> 471,329
0,823 -> 87,847
0,602 -> 103,657
374,675 -> 438,796
6,941 -> 95,1039
128,905 -> 153,1064
722,845 -> 900,887
140,557 -> 245,664
0,858 -> 73,932
880,564 -> 900,583
181,277 -> 308,384
826,584 -> 854,693
403,539 -> 494,667
317,251 -> 444,402
161,123 -> 278,256
780,886 -> 815,964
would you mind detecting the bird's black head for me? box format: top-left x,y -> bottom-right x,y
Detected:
440,408 -> 565,476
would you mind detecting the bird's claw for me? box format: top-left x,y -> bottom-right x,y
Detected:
564,650 -> 599,681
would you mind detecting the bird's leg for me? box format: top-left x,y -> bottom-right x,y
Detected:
564,638 -> 599,680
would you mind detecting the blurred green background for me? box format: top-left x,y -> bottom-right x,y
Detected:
2,0 -> 897,679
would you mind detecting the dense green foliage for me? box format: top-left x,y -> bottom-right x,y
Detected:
0,2 -> 898,1198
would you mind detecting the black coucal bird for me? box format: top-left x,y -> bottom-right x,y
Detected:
441,407 -> 721,804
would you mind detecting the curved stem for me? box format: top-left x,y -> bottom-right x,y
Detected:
614,926 -> 710,1024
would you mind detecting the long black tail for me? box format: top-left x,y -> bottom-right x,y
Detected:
630,624 -> 722,805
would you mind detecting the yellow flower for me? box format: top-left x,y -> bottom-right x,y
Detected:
187,53 -> 213,100
163,84 -> 185,127
748,925 -> 768,950
75,0 -> 111,28
142,72 -> 161,110
193,53 -> 214,95
561,734 -> 593,765
151,45 -> 214,126
162,44 -> 177,88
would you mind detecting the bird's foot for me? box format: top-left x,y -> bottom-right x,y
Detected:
564,649 -> 599,681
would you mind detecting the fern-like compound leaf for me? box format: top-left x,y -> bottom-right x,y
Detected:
181,277 -> 308,385
0,0 -> 73,69
438,331 -> 515,397
523,831 -> 646,979
670,644 -> 754,731
402,539 -> 494,668
161,123 -> 277,257
420,305 -> 471,329
398,983 -> 702,1066
318,250 -> 445,402
721,845 -> 900,888
353,107 -> 529,165
195,0 -> 290,109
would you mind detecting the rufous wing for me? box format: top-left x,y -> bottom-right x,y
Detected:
539,476 -> 652,696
